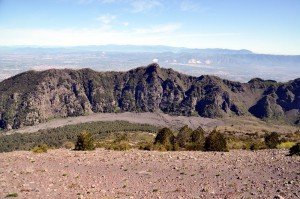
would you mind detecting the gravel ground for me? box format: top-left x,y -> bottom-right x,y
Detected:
0,149 -> 299,199
5,112 -> 223,135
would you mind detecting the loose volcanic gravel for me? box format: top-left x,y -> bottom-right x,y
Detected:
6,112 -> 223,135
0,149 -> 299,199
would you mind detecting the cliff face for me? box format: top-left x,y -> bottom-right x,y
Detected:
0,63 -> 299,130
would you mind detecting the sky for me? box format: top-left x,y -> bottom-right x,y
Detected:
0,0 -> 300,55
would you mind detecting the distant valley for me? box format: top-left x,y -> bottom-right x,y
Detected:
1,45 -> 300,83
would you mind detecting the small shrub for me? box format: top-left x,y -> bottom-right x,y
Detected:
31,144 -> 48,153
137,141 -> 153,151
173,142 -> 180,151
154,128 -> 176,151
226,135 -> 255,150
285,131 -> 300,142
94,141 -> 110,149
250,141 -> 267,151
265,132 -> 280,149
5,193 -> 18,197
176,125 -> 193,148
277,141 -> 296,149
75,131 -> 95,151
109,133 -> 132,151
227,139 -> 248,150
96,139 -> 132,151
62,141 -> 75,150
289,142 -> 300,156
110,141 -> 131,151
204,129 -> 228,152
152,144 -> 167,151
185,142 -> 199,151
186,127 -> 205,151
249,143 -> 256,151
115,133 -> 129,143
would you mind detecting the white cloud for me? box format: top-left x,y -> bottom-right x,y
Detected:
75,0 -> 116,4
77,0 -> 162,12
180,0 -> 200,12
0,25 -> 247,51
188,59 -> 201,64
133,23 -> 181,34
152,58 -> 159,63
0,23 -> 180,46
76,0 -> 97,4
123,22 -> 130,26
130,0 -> 162,12
96,14 -> 116,24
100,0 -> 117,3
66,0 -> 163,12
205,60 -> 212,65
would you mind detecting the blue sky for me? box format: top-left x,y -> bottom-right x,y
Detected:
0,0 -> 299,54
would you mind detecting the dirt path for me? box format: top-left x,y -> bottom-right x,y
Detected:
0,149 -> 299,199
6,112 -> 223,135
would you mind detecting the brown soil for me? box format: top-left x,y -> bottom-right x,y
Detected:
0,149 -> 299,199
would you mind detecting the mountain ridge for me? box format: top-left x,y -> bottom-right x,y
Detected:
0,45 -> 254,54
0,63 -> 299,130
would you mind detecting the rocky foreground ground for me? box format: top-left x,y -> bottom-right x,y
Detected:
0,149 -> 299,199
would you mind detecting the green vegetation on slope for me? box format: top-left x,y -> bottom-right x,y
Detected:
0,120 -> 158,152
1,119 -> 299,153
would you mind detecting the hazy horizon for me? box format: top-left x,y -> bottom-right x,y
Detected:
1,1 -> 299,82
1,44 -> 300,56
0,0 -> 300,55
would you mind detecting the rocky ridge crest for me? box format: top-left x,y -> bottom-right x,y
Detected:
0,63 -> 299,130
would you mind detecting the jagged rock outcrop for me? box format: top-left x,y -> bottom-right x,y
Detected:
0,63 -> 299,130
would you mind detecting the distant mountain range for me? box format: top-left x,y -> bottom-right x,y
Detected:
0,63 -> 299,130
0,45 -> 253,54
0,45 -> 299,83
